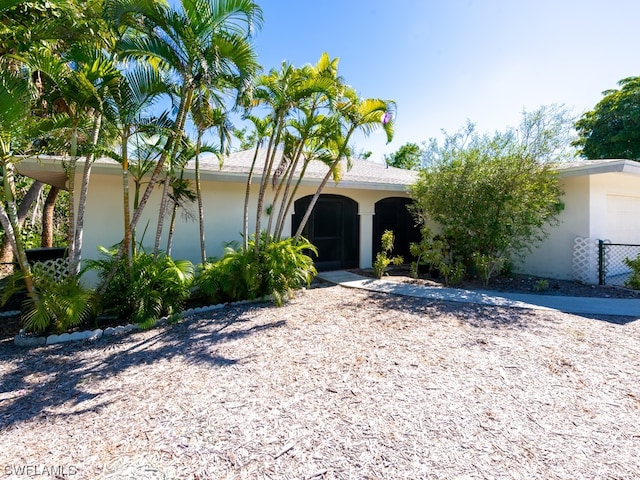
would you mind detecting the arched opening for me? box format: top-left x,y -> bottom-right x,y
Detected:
373,197 -> 420,264
292,194 -> 359,271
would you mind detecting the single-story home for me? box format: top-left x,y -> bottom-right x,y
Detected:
16,150 -> 421,275
15,153 -> 640,285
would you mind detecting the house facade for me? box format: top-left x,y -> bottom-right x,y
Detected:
16,150 -> 420,276
16,153 -> 640,285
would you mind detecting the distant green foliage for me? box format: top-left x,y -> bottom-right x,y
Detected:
384,142 -> 422,170
88,247 -> 194,328
373,230 -> 403,278
574,77 -> 640,160
623,254 -> 640,290
196,237 -> 317,306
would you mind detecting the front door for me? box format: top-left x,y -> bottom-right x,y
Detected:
293,194 -> 359,271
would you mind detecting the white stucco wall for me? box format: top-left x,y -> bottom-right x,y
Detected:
76,168 -> 410,279
517,175 -> 590,280
519,170 -> 640,281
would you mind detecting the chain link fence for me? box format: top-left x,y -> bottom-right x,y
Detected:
598,241 -> 640,287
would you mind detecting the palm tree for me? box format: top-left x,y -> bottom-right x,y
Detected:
0,67 -> 39,299
293,88 -> 396,241
103,64 -> 169,267
241,114 -> 271,250
191,92 -> 231,263
105,0 -> 262,263
250,59 -> 334,254
22,44 -> 120,275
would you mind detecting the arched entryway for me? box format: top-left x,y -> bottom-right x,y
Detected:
292,194 -> 359,271
373,197 -> 420,264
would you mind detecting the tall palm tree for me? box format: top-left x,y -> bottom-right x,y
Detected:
0,67 -> 39,299
250,60 -> 333,254
241,114 -> 271,250
22,44 -> 120,275
103,64 -> 169,267
191,91 -> 230,263
293,88 -> 396,241
105,0 -> 262,263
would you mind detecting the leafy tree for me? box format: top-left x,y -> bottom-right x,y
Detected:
410,123 -> 564,280
574,77 -> 640,160
384,142 -> 422,170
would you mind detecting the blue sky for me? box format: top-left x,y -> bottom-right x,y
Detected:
250,0 -> 640,162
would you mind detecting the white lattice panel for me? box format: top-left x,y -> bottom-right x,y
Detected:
33,257 -> 68,281
572,237 -> 600,284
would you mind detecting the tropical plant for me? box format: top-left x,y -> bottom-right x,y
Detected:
293,86 -> 395,241
105,0 -> 262,263
0,65 -> 39,299
259,236 -> 317,306
373,230 -> 403,278
88,245 -> 194,328
20,265 -> 97,334
196,236 -> 317,306
623,254 -> 640,290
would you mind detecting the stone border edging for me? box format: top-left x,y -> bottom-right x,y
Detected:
13,299 -> 260,347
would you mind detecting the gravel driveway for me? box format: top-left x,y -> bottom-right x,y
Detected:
1,285 -> 639,479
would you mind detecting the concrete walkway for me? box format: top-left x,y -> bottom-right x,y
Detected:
317,270 -> 640,318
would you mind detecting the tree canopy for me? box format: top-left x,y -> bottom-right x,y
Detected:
410,120 -> 565,283
574,76 -> 640,160
384,142 -> 422,170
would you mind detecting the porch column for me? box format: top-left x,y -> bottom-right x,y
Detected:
359,209 -> 374,269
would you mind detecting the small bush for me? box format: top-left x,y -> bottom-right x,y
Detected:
373,230 -> 404,279
472,252 -> 505,287
196,236 -> 317,306
21,265 -> 98,334
624,254 -> 640,290
88,246 -> 194,327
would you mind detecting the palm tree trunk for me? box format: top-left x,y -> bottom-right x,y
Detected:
65,126 -> 79,271
1,163 -> 38,301
41,186 -> 60,248
70,113 -> 102,276
254,116 -> 285,255
121,131 -> 132,269
273,142 -> 305,240
97,88 -> 193,296
242,144 -> 261,251
276,158 -> 309,241
195,132 -> 206,264
0,180 -> 44,264
265,154 -> 296,240
154,171 -> 171,257
166,199 -> 178,256
294,133 -> 354,242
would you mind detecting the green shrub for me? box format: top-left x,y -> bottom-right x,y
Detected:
472,252 -> 505,287
196,242 -> 262,304
196,236 -> 317,306
88,246 -> 194,327
21,265 -> 98,334
409,225 -> 447,279
373,230 -> 404,278
438,261 -> 465,287
624,254 -> 640,290
410,124 -> 564,271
